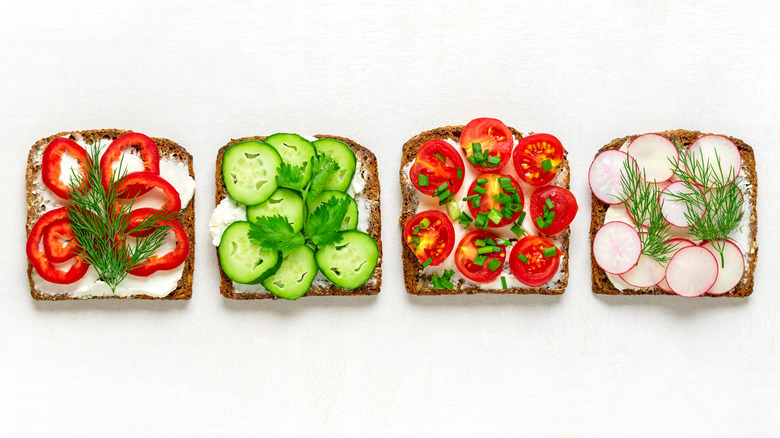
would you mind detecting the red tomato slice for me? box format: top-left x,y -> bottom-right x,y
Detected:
529,185 -> 578,236
128,219 -> 189,276
41,138 -> 90,200
116,172 -> 182,215
403,210 -> 455,266
100,132 -> 160,193
42,218 -> 78,263
509,235 -> 560,287
460,118 -> 513,172
512,133 -> 564,186
409,139 -> 466,197
466,173 -> 524,228
26,208 -> 90,284
454,229 -> 507,283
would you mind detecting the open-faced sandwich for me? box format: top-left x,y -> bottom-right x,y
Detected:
589,130 -> 758,297
25,130 -> 196,300
399,118 -> 577,295
210,134 -> 381,300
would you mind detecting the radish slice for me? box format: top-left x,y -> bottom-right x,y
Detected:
589,150 -> 638,205
627,134 -> 679,183
686,135 -> 741,188
593,221 -> 641,275
701,240 -> 745,295
659,181 -> 704,228
664,246 -> 718,297
619,255 -> 666,288
656,238 -> 695,292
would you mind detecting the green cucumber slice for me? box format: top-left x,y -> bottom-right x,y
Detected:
264,133 -> 317,187
312,138 -> 356,192
315,231 -> 378,289
222,141 -> 281,206
218,221 -> 280,284
305,190 -> 358,235
262,245 -> 318,300
246,188 -> 305,234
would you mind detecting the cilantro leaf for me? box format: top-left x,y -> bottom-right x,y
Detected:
306,195 -> 349,247
247,215 -> 305,252
307,154 -> 340,199
276,162 -> 306,191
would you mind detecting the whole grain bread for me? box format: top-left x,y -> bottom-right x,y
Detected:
399,125 -> 571,295
215,134 -> 382,299
26,129 -> 195,300
590,129 -> 758,297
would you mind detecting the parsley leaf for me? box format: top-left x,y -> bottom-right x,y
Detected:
306,195 -> 349,247
276,162 -> 306,191
308,154 -> 340,199
247,215 -> 305,252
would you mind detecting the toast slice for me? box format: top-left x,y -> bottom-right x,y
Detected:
399,125 -> 571,295
590,129 -> 758,297
214,134 -> 382,299
26,129 -> 195,300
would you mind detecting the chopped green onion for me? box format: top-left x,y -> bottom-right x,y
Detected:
498,177 -> 512,188
476,178 -> 488,186
488,209 -> 503,224
535,216 -> 546,229
474,186 -> 487,195
505,187 -> 517,193
485,238 -> 496,246
544,211 -> 556,225
542,158 -> 552,172
501,276 -> 508,289
511,193 -> 521,204
433,182 -> 449,195
467,155 -> 477,165
439,279 -> 454,289
545,198 -> 555,210
472,142 -> 483,161
419,218 -> 431,228
543,247 -> 557,258
474,212 -> 488,229
477,246 -> 494,255
487,155 -> 501,166
412,226 -> 420,235
435,152 -> 446,163
497,193 -> 513,205
446,200 -> 461,220
487,259 -> 502,271
457,168 -> 463,179
475,239 -> 486,247
496,238 -> 511,246
501,206 -> 514,219
417,174 -> 429,187
517,253 -> 528,263
463,194 -> 479,202
474,254 -> 487,266
438,193 -> 453,205
511,203 -> 523,212
510,223 -> 524,237
422,257 -> 433,267
443,269 -> 455,280
493,246 -> 501,253
518,211 -> 527,223
410,237 -> 420,245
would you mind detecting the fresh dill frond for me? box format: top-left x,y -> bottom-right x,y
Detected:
66,139 -> 179,292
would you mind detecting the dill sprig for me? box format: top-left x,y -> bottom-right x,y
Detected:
66,140 -> 180,292
667,140 -> 744,267
617,156 -> 678,265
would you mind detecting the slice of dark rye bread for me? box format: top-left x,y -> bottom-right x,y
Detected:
25,129 -> 195,300
591,129 -> 758,297
215,134 -> 382,300
399,125 -> 571,296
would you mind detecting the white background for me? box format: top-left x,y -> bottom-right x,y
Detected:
2,1 -> 779,436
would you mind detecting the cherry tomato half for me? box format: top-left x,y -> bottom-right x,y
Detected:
409,139 -> 466,197
509,235 -> 561,287
128,219 -> 189,276
466,173 -> 524,228
116,172 -> 182,215
460,118 -> 513,172
454,229 -> 507,283
529,185 -> 578,236
403,210 -> 455,266
26,208 -> 89,284
512,133 -> 564,187
41,138 -> 90,200
100,132 -> 160,193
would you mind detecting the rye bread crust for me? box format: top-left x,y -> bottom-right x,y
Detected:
215,134 -> 382,300
399,125 -> 571,295
26,129 -> 196,300
590,129 -> 758,297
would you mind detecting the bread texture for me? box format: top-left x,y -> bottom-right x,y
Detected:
26,129 -> 195,300
399,125 -> 571,295
590,129 -> 758,297
215,134 -> 382,299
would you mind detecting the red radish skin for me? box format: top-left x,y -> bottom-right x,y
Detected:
619,255 -> 666,288
686,135 -> 742,188
659,181 -> 704,228
664,246 -> 718,297
656,238 -> 695,292
627,134 -> 679,183
701,240 -> 745,295
593,221 -> 642,275
589,150 -> 638,205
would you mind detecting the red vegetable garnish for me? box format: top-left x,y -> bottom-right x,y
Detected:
509,235 -> 561,287
26,208 -> 89,284
127,219 -> 189,276
41,138 -> 90,200
100,132 -> 160,193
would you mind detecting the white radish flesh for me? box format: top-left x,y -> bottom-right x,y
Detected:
659,181 -> 704,228
686,135 -> 741,188
603,205 -> 635,228
620,254 -> 666,288
656,238 -> 695,292
665,246 -> 718,297
593,221 -> 642,275
701,240 -> 745,295
627,134 -> 679,183
589,150 -> 638,205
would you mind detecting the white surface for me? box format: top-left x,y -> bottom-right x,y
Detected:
1,1 -> 779,436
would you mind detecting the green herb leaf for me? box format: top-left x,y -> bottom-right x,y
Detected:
247,215 -> 305,252
308,154 -> 341,199
276,162 -> 306,191
307,195 -> 350,247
